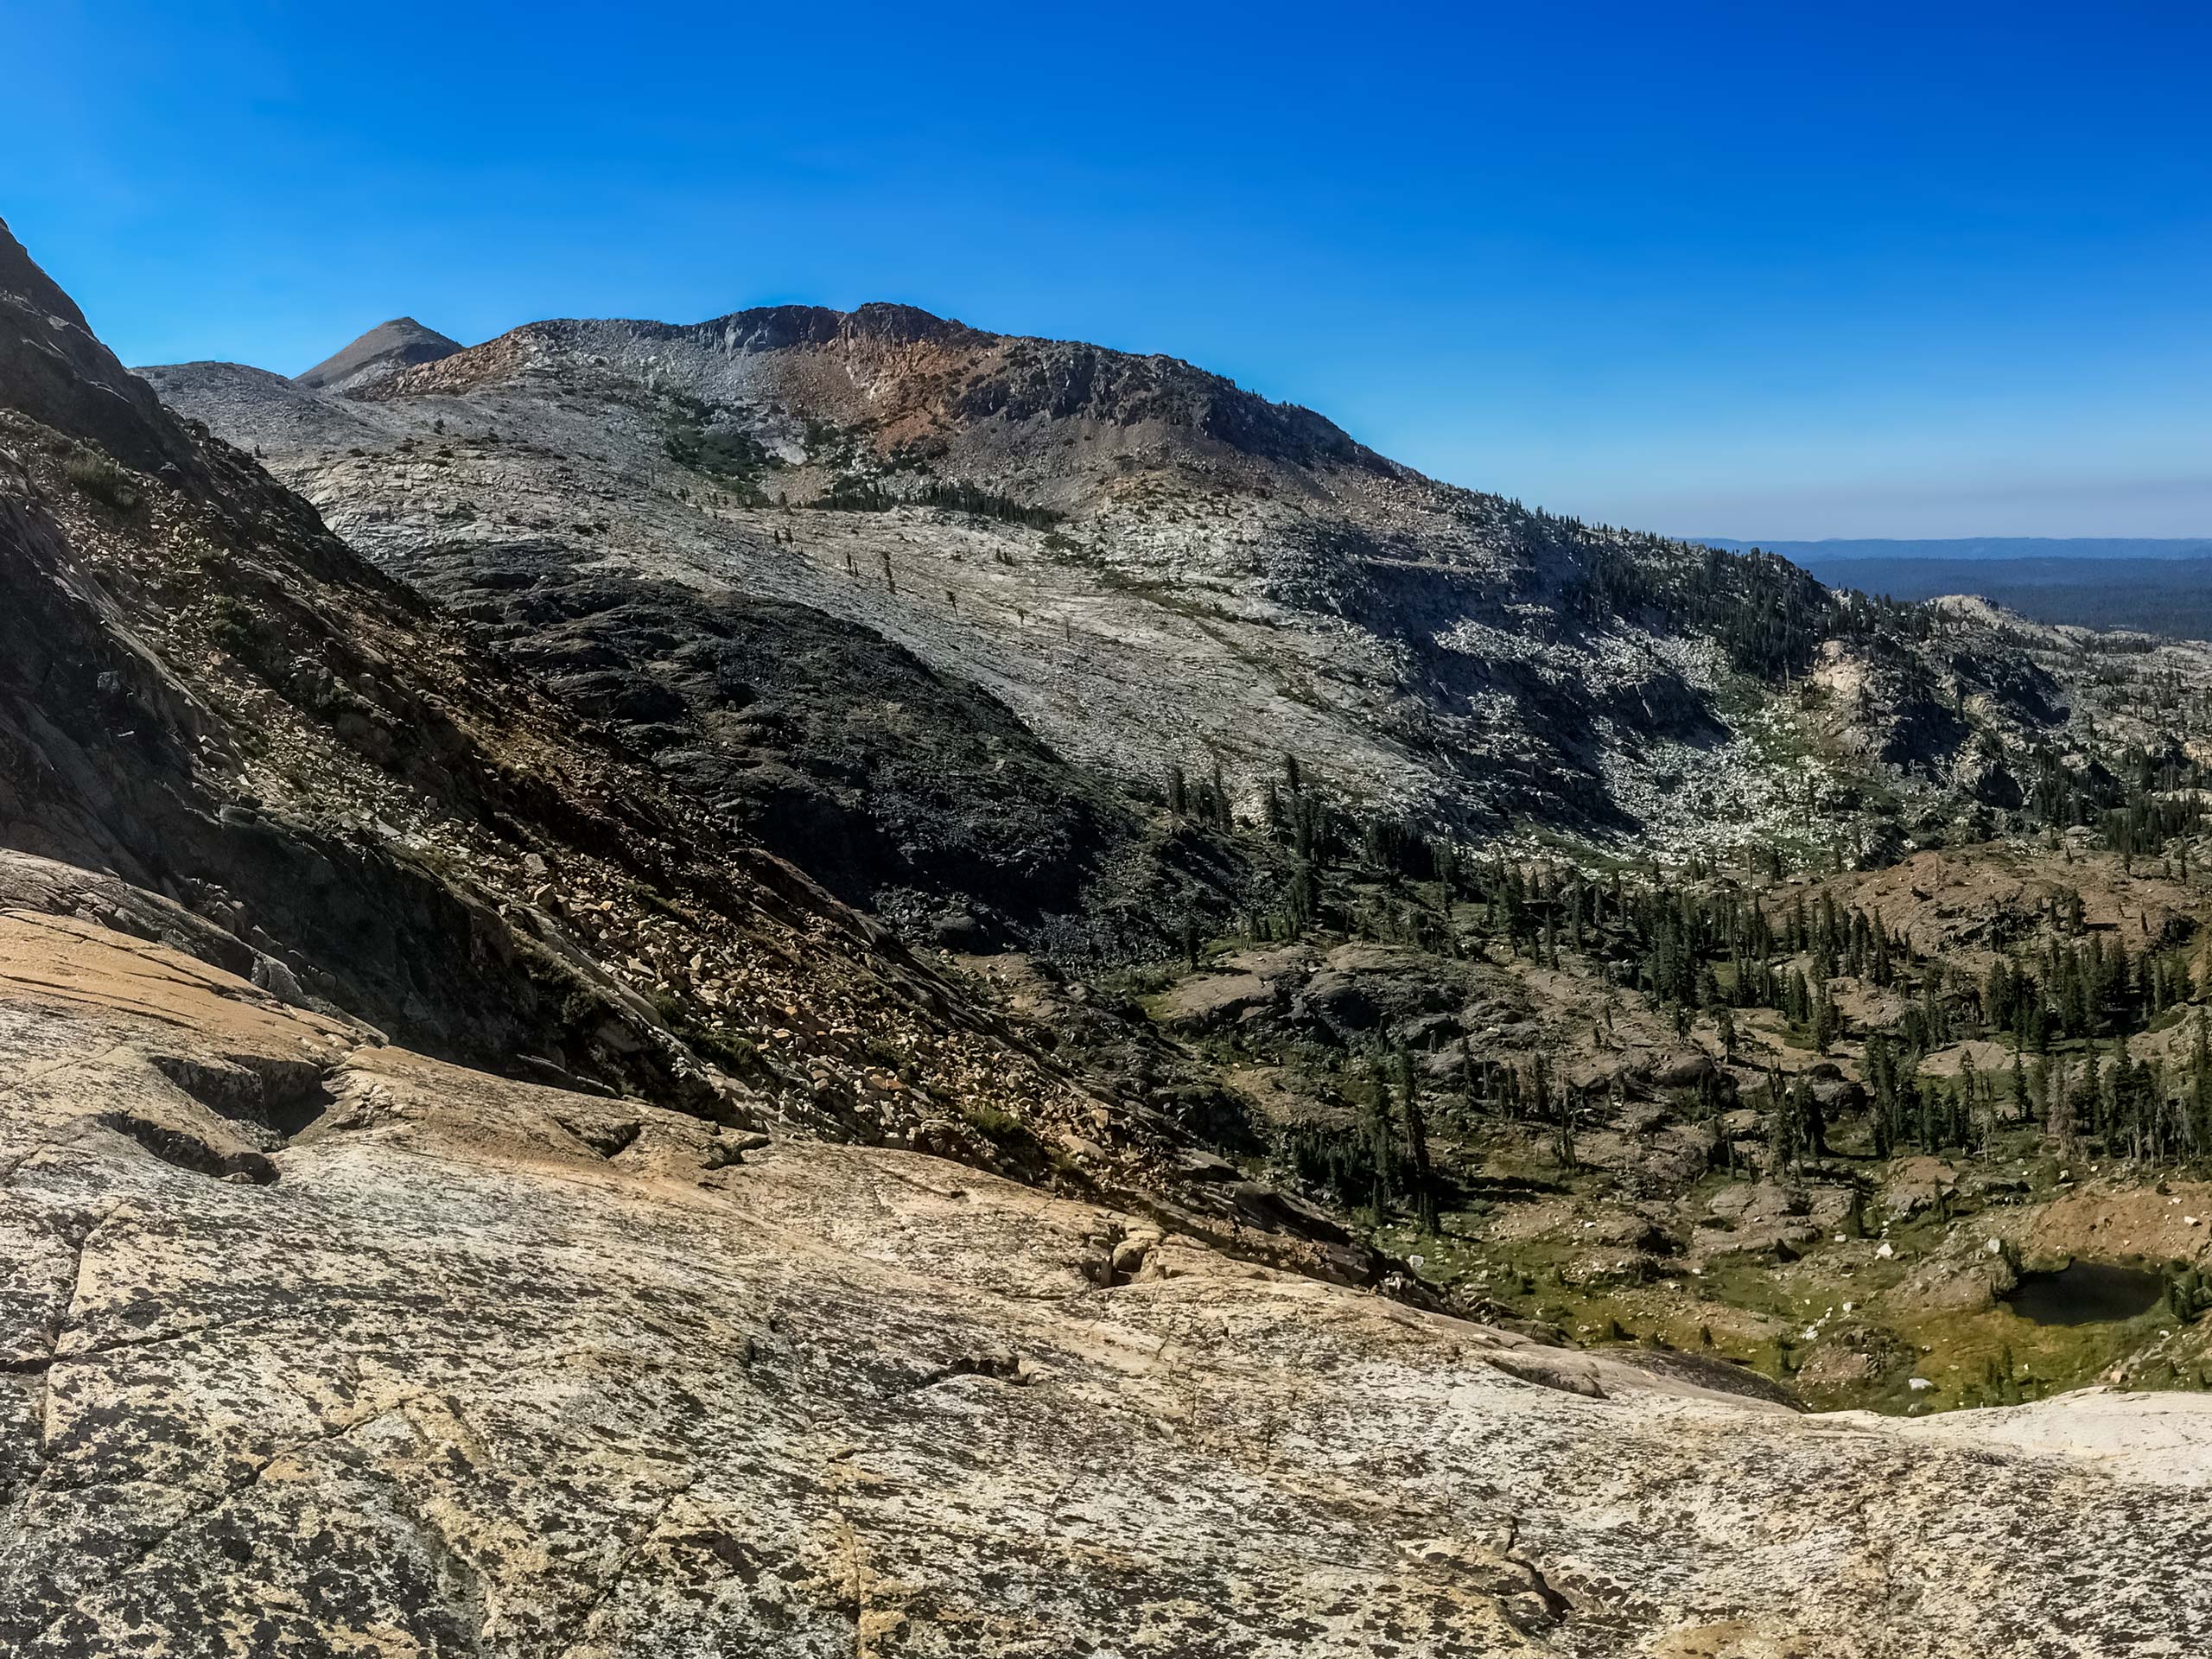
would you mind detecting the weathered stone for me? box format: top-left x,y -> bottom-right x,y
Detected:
3,914 -> 2209,1656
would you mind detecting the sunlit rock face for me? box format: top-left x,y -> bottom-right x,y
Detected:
1,897 -> 2210,1656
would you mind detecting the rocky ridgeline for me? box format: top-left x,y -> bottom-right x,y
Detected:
144,296 -> 2093,909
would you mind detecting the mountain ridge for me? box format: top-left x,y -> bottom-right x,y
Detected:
365,297 -> 1397,486
146,290 -> 2083,911
1700,535 -> 2212,563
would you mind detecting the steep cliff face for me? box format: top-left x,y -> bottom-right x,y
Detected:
1,226 -> 199,478
2,228 -> 728,1105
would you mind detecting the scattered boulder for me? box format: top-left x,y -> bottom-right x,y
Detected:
1883,1156 -> 1961,1220
1155,971 -> 1277,1033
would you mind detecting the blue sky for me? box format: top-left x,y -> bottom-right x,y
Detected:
6,0 -> 2208,538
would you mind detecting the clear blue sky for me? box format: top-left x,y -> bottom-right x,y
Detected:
6,0 -> 2209,538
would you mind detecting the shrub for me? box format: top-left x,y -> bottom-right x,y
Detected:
687,1028 -> 760,1076
961,1101 -> 1026,1143
64,449 -> 139,511
207,594 -> 256,658
2171,1265 -> 2209,1324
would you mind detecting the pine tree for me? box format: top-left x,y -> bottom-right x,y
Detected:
1398,1047 -> 1438,1235
1808,1073 -> 1833,1158
2047,1055 -> 2075,1156
2192,1015 -> 2212,1153
1363,1066 -> 1398,1217
1765,1070 -> 1798,1177
1811,983 -> 1840,1054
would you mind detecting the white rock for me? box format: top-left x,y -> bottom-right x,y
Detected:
1910,1377 -> 1936,1391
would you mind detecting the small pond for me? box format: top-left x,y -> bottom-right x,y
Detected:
2003,1262 -> 2166,1327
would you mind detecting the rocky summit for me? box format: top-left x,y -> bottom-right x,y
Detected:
293,319 -> 464,395
8,211 -> 2212,1655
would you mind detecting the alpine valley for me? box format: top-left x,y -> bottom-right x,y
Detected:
4,215 -> 2211,1656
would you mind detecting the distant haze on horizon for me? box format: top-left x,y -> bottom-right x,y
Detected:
1691,537 -> 2212,561
5,1 -> 2207,542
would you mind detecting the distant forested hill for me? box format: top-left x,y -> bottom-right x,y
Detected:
1699,537 -> 2212,563
1695,539 -> 2212,640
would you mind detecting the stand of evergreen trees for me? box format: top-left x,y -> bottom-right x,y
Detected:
1156,739 -> 2212,1236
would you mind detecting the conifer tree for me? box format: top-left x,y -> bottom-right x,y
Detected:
2048,1055 -> 2076,1157
1397,1047 -> 1438,1235
1764,1069 -> 1798,1177
1552,1080 -> 1579,1173
1361,1065 -> 1398,1217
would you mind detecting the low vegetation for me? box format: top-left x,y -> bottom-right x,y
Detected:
1098,734 -> 2212,1413
63,445 -> 139,510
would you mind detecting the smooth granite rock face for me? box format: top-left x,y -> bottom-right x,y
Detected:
3,905 -> 2210,1657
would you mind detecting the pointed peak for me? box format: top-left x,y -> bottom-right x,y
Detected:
296,318 -> 464,391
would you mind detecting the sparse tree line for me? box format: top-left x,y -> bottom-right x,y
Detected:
1143,747 -> 2212,1236
1280,1044 -> 1442,1233
816,474 -> 1065,528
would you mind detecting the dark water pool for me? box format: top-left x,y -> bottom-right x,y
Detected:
2003,1262 -> 2166,1326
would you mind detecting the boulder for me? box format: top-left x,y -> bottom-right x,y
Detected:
1155,971 -> 1277,1033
